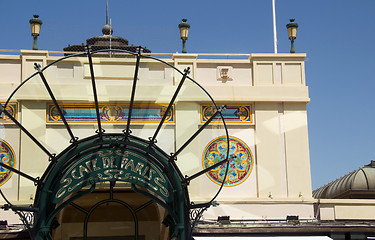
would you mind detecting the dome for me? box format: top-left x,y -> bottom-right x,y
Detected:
313,161 -> 375,199
63,2 -> 151,56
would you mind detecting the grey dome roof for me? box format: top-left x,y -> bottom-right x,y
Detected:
313,161 -> 375,199
63,2 -> 151,56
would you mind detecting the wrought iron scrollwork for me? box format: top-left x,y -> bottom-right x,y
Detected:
0,190 -> 37,239
189,201 -> 218,235
190,206 -> 207,228
16,210 -> 34,232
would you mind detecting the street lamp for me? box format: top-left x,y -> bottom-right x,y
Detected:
29,15 -> 43,50
286,19 -> 298,53
178,19 -> 190,53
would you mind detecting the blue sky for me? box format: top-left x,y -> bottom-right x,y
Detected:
1,0 -> 375,189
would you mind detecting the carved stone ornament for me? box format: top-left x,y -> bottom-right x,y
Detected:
217,66 -> 233,82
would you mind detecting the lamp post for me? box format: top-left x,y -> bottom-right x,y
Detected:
286,19 -> 298,53
178,19 -> 190,53
29,15 -> 43,50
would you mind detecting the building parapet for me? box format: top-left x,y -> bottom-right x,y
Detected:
315,198 -> 375,221
0,50 -> 309,102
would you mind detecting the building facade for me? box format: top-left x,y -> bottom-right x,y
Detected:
0,47 -> 374,240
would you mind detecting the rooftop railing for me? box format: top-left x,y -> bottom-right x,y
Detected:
0,49 -> 254,59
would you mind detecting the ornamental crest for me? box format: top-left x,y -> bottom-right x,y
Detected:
202,136 -> 253,187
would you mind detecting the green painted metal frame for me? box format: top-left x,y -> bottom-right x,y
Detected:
33,133 -> 187,240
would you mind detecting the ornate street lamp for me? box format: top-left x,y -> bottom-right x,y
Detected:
178,19 -> 190,53
29,15 -> 43,50
286,19 -> 298,53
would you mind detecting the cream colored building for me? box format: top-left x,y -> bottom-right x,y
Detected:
0,47 -> 373,240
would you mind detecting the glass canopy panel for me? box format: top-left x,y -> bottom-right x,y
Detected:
6,70 -> 54,180
3,49 -> 229,239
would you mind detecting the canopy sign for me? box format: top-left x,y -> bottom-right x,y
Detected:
52,148 -> 171,204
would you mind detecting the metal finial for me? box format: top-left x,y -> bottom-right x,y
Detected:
106,0 -> 109,25
102,0 -> 113,35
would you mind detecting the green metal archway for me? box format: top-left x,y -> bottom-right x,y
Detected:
34,134 -> 187,240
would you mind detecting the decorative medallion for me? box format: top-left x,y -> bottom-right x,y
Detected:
201,104 -> 252,123
202,136 -> 253,187
47,103 -> 174,123
0,139 -> 16,186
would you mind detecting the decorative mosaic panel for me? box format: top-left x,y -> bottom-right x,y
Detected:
47,103 -> 175,123
0,103 -> 17,123
202,136 -> 253,187
201,104 -> 252,123
0,139 -> 16,186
